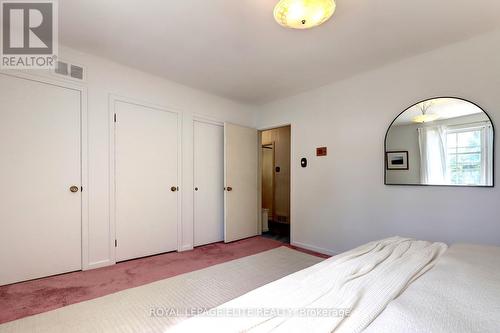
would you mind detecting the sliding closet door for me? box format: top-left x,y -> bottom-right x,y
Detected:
0,74 -> 82,286
224,123 -> 259,242
194,120 -> 224,246
114,100 -> 179,262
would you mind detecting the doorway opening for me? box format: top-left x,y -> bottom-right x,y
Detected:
260,125 -> 291,244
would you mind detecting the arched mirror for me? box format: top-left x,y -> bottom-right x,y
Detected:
385,97 -> 494,187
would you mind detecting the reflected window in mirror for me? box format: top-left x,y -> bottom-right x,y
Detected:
385,97 -> 494,187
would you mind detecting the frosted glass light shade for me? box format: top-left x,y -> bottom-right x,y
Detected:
274,0 -> 336,29
412,114 -> 440,123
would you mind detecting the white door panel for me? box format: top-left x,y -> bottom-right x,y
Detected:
114,101 -> 178,262
0,74 -> 82,285
224,123 -> 259,242
194,121 -> 224,246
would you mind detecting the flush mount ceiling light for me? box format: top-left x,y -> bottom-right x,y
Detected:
412,102 -> 440,123
274,0 -> 336,29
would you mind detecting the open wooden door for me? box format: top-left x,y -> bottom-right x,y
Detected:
224,123 -> 259,242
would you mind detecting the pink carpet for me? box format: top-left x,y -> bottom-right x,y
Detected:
0,237 -> 328,324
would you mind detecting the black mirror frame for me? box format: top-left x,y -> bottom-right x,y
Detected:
384,96 -> 495,188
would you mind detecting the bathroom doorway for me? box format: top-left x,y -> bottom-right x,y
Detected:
260,125 -> 291,243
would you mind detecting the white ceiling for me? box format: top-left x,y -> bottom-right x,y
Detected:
60,0 -> 500,104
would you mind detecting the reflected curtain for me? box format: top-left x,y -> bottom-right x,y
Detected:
483,124 -> 494,185
418,126 -> 447,184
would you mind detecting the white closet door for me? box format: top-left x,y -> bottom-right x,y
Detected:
114,101 -> 178,262
224,123 -> 259,242
194,120 -> 224,246
0,74 -> 82,286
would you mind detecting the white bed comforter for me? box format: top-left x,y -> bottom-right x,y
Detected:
171,237 -> 447,333
365,243 -> 500,333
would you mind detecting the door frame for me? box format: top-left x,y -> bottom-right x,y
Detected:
192,116 -> 224,247
109,94 -> 183,263
261,142 -> 276,221
257,124 -> 293,242
0,71 -> 89,270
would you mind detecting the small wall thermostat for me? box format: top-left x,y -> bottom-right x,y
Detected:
301,158 -> 307,168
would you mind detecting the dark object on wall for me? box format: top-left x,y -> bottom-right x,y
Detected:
301,158 -> 307,168
316,147 -> 327,156
386,151 -> 409,170
275,166 -> 280,173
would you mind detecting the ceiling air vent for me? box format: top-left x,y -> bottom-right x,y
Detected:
70,64 -> 84,80
55,61 -> 69,76
53,60 -> 85,81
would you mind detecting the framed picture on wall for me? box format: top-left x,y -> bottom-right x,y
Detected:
386,151 -> 409,170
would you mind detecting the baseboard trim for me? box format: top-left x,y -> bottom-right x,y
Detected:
179,244 -> 194,252
291,241 -> 338,256
85,259 -> 113,271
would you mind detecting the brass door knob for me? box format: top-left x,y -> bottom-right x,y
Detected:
226,186 -> 233,191
70,186 -> 79,193
171,186 -> 178,192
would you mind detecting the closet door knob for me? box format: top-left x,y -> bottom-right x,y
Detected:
171,186 -> 178,192
69,186 -> 79,193
226,186 -> 233,192
194,187 -> 198,191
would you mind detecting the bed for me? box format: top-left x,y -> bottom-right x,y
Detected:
365,243 -> 500,333
171,237 -> 500,333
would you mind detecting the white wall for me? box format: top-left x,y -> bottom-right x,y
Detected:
386,123 -> 421,184
21,46 -> 255,269
256,29 -> 500,254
